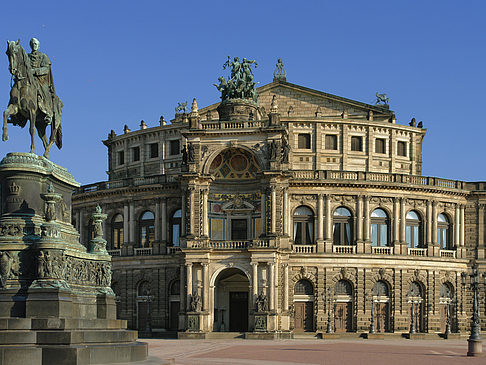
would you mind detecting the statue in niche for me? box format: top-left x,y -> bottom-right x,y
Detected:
187,143 -> 195,163
190,292 -> 202,312
281,136 -> 290,163
255,291 -> 268,312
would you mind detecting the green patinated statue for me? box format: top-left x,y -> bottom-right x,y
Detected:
2,38 -> 63,158
215,56 -> 258,102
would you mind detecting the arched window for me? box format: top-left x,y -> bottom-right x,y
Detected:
335,280 -> 353,296
293,206 -> 314,244
333,207 -> 352,245
406,211 -> 422,248
111,214 -> 124,250
140,211 -> 154,248
170,209 -> 182,247
437,213 -> 451,250
295,279 -> 314,295
371,209 -> 389,247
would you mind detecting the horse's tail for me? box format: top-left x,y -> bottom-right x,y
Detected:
55,123 -> 62,149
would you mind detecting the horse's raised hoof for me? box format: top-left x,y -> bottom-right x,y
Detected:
2,133 -> 8,142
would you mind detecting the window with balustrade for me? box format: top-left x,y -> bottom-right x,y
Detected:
170,209 -> 182,247
111,214 -> 124,249
333,207 -> 353,245
437,213 -> 451,249
139,211 -> 155,248
371,208 -> 389,247
293,206 -> 314,244
406,210 -> 422,248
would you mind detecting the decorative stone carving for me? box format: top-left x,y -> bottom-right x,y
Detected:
0,251 -> 18,287
190,292 -> 202,312
255,291 -> 268,312
254,314 -> 268,332
89,205 -> 108,254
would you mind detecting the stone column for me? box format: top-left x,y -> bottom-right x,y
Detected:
75,210 -> 80,231
317,194 -> 324,241
325,194 -> 332,252
154,200 -> 160,242
283,189 -> 289,236
202,263 -> 209,311
78,211 -> 84,244
261,191 -> 266,236
284,264 -> 289,311
274,261 -> 279,311
426,201 -> 432,245
179,265 -> 185,311
271,187 -> 277,234
478,204 -> 484,258
432,202 -> 438,244
129,202 -> 135,243
269,262 -> 275,311
186,263 -> 193,310
188,188 -> 195,237
356,196 -> 363,242
161,198 -> 167,242
393,198 -> 400,245
123,205 -> 129,244
252,263 -> 258,301
400,198 -> 406,254
363,196 -> 370,240
202,188 -> 209,237
460,205 -> 465,247
181,194 -> 186,236
455,204 -> 460,248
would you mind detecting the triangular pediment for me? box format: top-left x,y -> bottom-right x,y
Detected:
199,80 -> 393,121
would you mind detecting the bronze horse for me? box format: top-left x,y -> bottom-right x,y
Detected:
2,40 -> 62,158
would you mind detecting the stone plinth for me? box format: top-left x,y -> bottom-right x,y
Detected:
0,153 -> 147,364
217,99 -> 258,121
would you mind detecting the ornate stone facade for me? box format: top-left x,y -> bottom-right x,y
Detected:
72,65 -> 486,337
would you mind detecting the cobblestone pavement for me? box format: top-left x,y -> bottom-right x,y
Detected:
136,338 -> 485,365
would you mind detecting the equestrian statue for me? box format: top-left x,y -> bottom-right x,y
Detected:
3,38 -> 63,158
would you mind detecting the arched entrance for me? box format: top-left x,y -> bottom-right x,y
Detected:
372,281 -> 391,333
293,279 -> 314,332
334,280 -> 353,332
213,268 -> 250,332
439,283 -> 454,333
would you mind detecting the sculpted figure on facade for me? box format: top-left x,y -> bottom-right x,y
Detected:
0,251 -> 18,287
256,291 -> 268,312
190,292 -> 202,312
216,56 -> 258,102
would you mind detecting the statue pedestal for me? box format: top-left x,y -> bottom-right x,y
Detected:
253,312 -> 269,332
186,312 -> 203,332
217,99 -> 258,121
0,153 -> 147,364
467,338 -> 483,357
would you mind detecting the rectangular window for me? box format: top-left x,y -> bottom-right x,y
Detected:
132,146 -> 140,162
298,134 -> 311,149
397,141 -> 407,157
149,143 -> 159,158
375,138 -> 386,154
117,151 -> 124,165
351,136 -> 362,151
325,134 -> 338,150
169,140 -> 180,155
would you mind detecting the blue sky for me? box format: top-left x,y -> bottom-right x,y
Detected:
0,1 -> 485,184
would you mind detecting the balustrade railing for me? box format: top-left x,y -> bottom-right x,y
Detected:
333,245 -> 356,254
200,120 -> 264,130
408,247 -> 427,256
209,240 -> 250,249
440,249 -> 456,258
134,247 -> 153,256
107,249 -> 121,256
372,246 -> 393,255
292,244 -> 315,253
167,247 -> 181,254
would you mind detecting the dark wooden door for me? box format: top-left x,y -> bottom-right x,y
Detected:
169,301 -> 179,331
137,302 -> 148,331
294,302 -> 314,332
375,303 -> 389,333
229,292 -> 248,332
335,302 -> 352,332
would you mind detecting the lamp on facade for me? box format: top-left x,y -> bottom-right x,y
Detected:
406,287 -> 420,335
143,289 -> 153,334
365,292 -> 375,334
466,263 -> 485,357
322,287 -> 333,334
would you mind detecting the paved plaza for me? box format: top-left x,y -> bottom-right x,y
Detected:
134,338 -> 485,365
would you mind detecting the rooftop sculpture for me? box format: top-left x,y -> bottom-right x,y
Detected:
2,38 -> 63,158
214,56 -> 258,102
